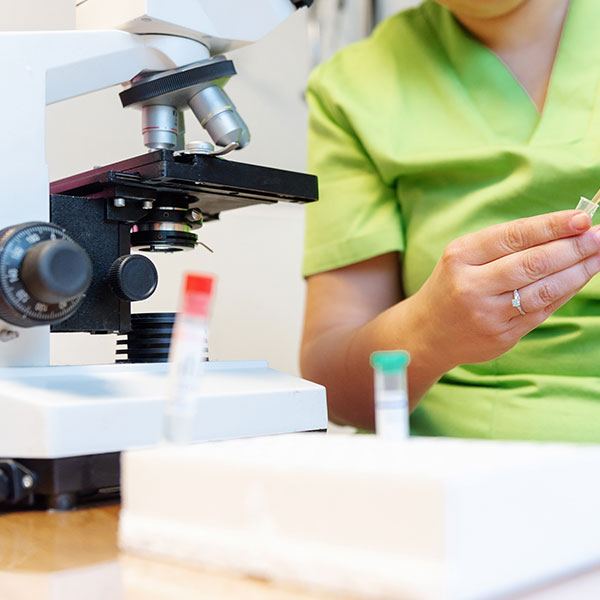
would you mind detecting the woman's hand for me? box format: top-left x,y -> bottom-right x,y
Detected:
414,210 -> 600,370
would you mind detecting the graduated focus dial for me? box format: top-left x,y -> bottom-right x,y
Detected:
0,222 -> 92,327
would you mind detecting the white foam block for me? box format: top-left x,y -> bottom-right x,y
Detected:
119,435 -> 600,599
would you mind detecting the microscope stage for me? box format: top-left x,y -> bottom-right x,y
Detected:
50,149 -> 318,221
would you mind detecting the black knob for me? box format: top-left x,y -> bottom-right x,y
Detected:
108,254 -> 158,302
0,222 -> 92,327
21,240 -> 92,304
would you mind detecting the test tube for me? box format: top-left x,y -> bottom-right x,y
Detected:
575,197 -> 599,218
164,272 -> 215,443
370,350 -> 411,440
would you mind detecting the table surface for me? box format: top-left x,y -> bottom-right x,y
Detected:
1,504 -> 600,600
0,503 -> 338,600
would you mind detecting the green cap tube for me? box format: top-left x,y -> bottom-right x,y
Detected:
370,350 -> 410,374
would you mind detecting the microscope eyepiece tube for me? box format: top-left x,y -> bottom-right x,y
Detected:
188,86 -> 250,149
141,105 -> 180,150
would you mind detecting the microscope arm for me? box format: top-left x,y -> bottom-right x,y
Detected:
0,30 -> 208,367
46,32 -> 209,104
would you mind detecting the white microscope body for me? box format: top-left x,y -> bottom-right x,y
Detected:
0,0 -> 301,366
0,0 -> 326,507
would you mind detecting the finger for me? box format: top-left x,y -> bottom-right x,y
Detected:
543,289 -> 583,316
504,251 -> 600,315
488,226 -> 600,292
503,287 -> 581,342
505,303 -> 555,341
507,289 -> 581,340
458,210 -> 591,265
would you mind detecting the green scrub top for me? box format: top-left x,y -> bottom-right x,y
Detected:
303,0 -> 600,442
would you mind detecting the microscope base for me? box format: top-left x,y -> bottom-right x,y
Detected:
0,361 -> 327,509
1,452 -> 121,510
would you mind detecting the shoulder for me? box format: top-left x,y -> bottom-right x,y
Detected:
307,2 -> 449,129
309,4 -> 442,99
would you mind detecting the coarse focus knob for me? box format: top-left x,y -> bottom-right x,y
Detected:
108,254 -> 158,302
21,240 -> 92,304
0,222 -> 92,327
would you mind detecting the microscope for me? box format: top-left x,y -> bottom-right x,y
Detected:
0,0 -> 327,510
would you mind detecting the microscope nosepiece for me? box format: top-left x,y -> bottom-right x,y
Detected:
121,58 -> 249,152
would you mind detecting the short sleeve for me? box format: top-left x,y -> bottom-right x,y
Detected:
302,64 -> 405,277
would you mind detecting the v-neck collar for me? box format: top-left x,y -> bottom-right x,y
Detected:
421,0 -> 600,146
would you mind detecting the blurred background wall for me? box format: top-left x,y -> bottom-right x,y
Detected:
3,0 -> 421,376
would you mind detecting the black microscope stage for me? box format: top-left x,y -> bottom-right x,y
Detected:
50,149 -> 319,219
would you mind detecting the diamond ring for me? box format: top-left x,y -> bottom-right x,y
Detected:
512,289 -> 526,316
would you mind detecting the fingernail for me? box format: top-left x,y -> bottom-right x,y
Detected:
572,212 -> 591,231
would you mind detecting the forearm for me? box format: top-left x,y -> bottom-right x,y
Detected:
300,294 -> 455,430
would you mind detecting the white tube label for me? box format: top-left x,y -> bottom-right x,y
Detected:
375,390 -> 409,440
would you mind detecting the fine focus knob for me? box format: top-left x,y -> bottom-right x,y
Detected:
21,240 -> 92,304
0,222 -> 92,327
108,254 -> 158,302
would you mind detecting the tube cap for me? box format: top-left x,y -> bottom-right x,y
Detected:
185,273 -> 214,296
370,350 -> 410,374
182,272 -> 215,317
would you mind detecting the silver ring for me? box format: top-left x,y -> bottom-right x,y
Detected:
512,289 -> 526,315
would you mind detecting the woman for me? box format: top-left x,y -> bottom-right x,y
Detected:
300,0 -> 600,440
